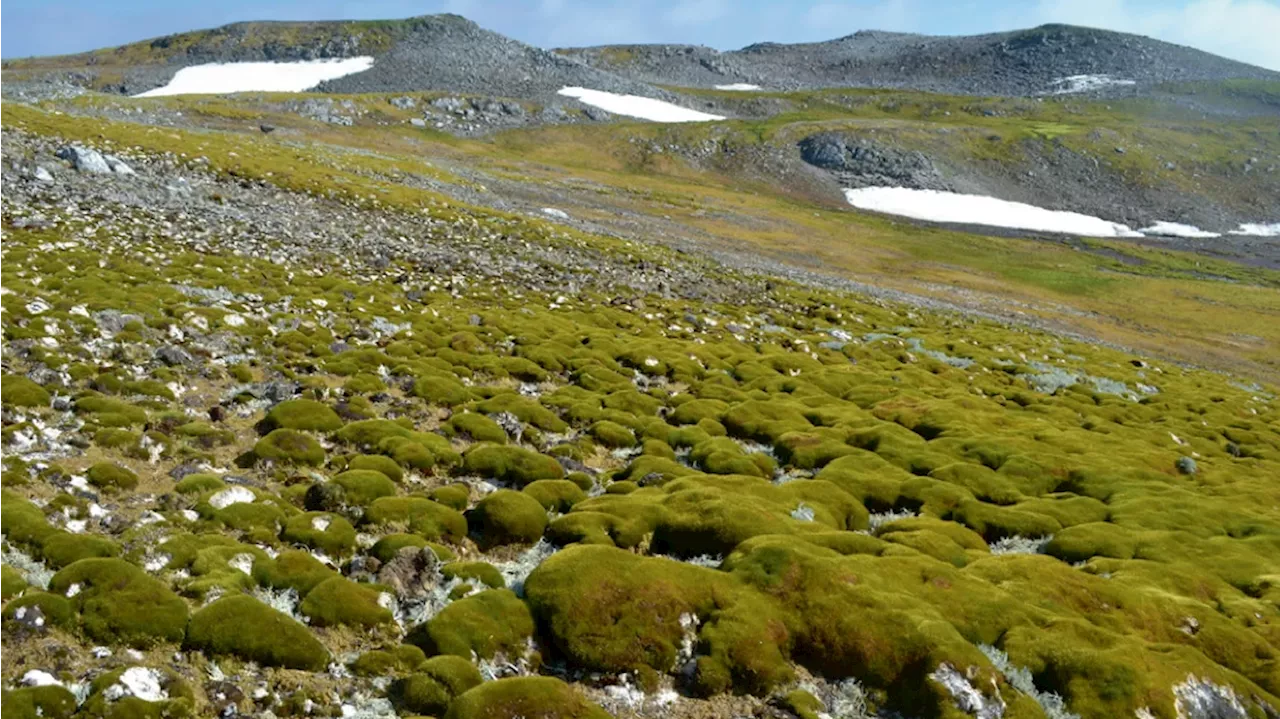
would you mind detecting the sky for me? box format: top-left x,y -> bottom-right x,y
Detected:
3,0 -> 1279,71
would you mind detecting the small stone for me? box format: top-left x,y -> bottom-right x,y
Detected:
156,346 -> 195,366
1176,456 -> 1197,475
259,124 -> 276,134
104,155 -> 135,175
34,166 -> 54,182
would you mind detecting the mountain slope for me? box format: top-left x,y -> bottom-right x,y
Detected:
1,14 -> 662,101
559,24 -> 1280,96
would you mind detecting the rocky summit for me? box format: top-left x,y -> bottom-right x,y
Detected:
2,10 -> 1280,719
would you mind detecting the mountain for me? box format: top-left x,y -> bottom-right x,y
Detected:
6,16 -> 1276,100
1,14 -> 659,100
559,24 -> 1280,96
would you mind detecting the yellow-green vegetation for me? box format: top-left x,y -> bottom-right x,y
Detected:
2,85 -> 1279,718
444,677 -> 611,719
393,655 -> 484,714
1,375 -> 50,407
1,685 -> 78,718
468,489 -> 549,547
409,589 -> 535,659
186,595 -> 330,669
48,558 -> 188,647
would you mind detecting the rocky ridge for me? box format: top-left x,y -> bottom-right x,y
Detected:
561,24 -> 1280,97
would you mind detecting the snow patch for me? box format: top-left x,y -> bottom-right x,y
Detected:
541,207 -> 570,220
1140,222 -> 1221,239
844,187 -> 1141,238
558,86 -> 725,123
135,57 -> 375,97
1049,74 -> 1136,94
1230,222 -> 1280,237
715,83 -> 762,91
209,486 -> 255,509
107,667 -> 168,702
22,670 -> 62,687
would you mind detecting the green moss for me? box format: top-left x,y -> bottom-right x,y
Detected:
254,428 -> 325,465
526,545 -> 718,675
94,428 -> 141,450
367,496 -> 468,541
3,591 -> 74,628
352,644 -> 428,676
447,412 -> 509,443
393,654 -> 485,714
335,418 -> 415,447
41,531 -> 122,568
523,479 -> 587,512
263,398 -> 343,432
348,453 -> 405,483
332,469 -> 398,506
430,483 -> 472,510
1,685 -> 77,719
671,399 -> 729,425
86,462 -> 138,491
444,676 -> 610,719
780,689 -> 824,719
186,595 -> 330,670
475,394 -> 568,432
2,565 -> 27,599
590,420 -> 636,448
463,444 -> 565,486
413,374 -> 473,406
49,558 -> 188,647
2,375 -> 50,407
281,512 -> 357,555
252,549 -> 337,595
469,489 -> 548,547
300,576 -> 394,627
75,396 -> 148,425
442,561 -> 505,588
175,473 -> 225,494
372,533 -> 433,562
409,588 -> 534,659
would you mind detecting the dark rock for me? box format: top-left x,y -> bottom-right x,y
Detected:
56,145 -> 111,173
376,547 -> 442,600
156,345 -> 196,366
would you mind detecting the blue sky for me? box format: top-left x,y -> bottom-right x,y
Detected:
4,0 -> 1279,70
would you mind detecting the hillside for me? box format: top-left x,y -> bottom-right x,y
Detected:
3,12 -> 1280,719
0,14 -> 662,101
560,23 -> 1280,97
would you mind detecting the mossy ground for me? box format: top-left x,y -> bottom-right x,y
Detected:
2,88 -> 1279,719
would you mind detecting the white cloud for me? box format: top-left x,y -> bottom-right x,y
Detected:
1027,0 -> 1280,71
